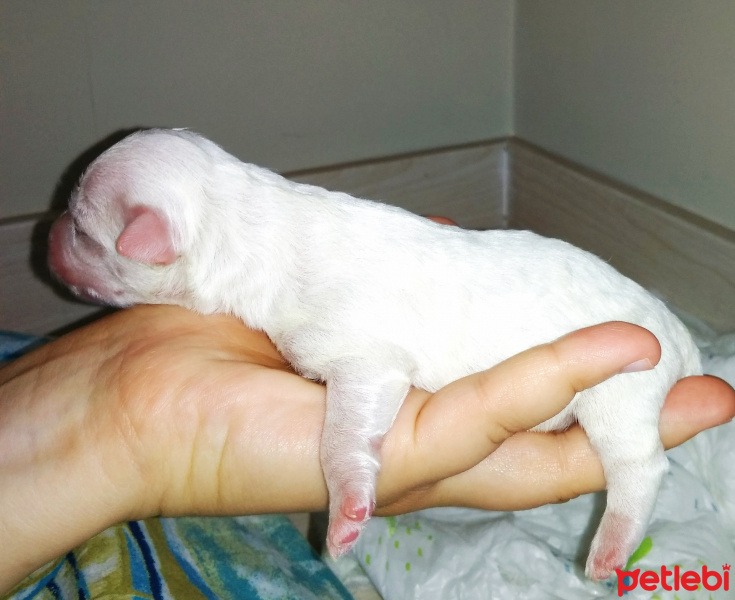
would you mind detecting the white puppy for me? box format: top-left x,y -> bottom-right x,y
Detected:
48,129 -> 701,580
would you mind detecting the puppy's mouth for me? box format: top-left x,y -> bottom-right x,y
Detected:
66,282 -> 109,305
47,262 -> 97,302
62,278 -> 131,307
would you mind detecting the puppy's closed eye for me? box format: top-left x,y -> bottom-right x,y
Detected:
71,220 -> 87,238
70,219 -> 102,253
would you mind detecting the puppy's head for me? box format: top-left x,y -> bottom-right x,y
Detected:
48,129 -> 224,307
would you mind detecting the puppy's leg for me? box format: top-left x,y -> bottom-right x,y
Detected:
576,380 -> 668,581
321,358 -> 412,557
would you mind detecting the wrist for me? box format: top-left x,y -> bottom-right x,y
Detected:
0,336 -> 146,594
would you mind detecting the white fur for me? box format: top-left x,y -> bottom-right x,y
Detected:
48,129 -> 702,579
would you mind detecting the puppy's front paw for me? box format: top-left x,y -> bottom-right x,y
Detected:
320,364 -> 411,558
326,493 -> 375,557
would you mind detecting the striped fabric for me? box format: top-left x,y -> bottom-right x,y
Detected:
7,516 -> 353,600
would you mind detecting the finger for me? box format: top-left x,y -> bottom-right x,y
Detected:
658,375 -> 735,447
424,215 -> 459,226
380,322 -> 660,498
381,374 -> 735,515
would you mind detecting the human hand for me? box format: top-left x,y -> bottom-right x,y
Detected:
0,305 -> 732,593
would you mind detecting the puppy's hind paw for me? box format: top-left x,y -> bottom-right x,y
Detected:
585,548 -> 627,582
584,512 -> 636,581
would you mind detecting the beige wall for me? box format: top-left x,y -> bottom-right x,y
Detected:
1,1 -> 512,219
6,2 -> 735,230
515,1 -> 735,230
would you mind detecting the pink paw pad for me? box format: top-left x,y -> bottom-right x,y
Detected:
326,517 -> 364,557
340,528 -> 360,546
341,497 -> 372,522
586,512 -> 636,581
588,554 -> 626,582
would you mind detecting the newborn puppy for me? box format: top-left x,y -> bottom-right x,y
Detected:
48,129 -> 701,580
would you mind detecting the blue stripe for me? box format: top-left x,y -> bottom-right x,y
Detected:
125,527 -> 152,595
14,557 -> 67,600
45,579 -> 62,600
65,551 -> 89,600
128,521 -> 165,600
160,519 -> 220,600
167,519 -> 261,598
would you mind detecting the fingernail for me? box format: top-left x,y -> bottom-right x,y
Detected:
620,358 -> 654,373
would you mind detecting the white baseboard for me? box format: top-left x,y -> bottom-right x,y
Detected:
291,141 -> 508,230
508,139 -> 735,332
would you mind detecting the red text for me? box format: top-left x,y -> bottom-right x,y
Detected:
616,564 -> 730,596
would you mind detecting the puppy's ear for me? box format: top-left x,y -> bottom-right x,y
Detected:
116,208 -> 178,265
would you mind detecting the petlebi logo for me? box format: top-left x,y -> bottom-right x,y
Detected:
616,564 -> 730,596
613,537 -> 730,596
